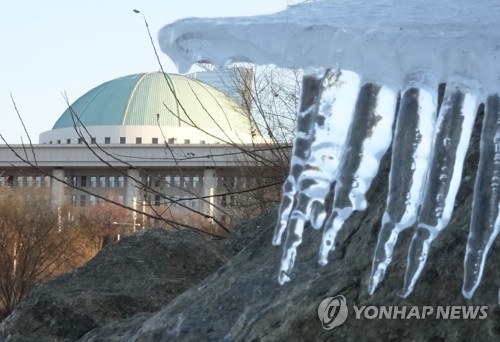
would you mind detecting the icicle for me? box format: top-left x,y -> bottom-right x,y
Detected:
277,69 -> 361,284
463,94 -> 500,299
368,72 -> 438,295
402,77 -> 480,297
273,72 -> 324,246
318,83 -> 397,265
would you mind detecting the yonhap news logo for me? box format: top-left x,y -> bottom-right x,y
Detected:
317,295 -> 349,329
318,295 -> 488,330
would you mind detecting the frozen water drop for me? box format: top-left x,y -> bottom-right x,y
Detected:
463,94 -> 500,298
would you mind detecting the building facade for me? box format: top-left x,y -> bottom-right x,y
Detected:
0,71 -> 270,229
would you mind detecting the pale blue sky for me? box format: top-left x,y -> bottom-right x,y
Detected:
0,1 -> 287,144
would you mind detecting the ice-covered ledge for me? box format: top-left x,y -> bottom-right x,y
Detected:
159,0 -> 500,300
159,0 -> 500,91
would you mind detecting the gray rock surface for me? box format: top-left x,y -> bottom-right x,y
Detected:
83,107 -> 500,341
0,229 -> 226,342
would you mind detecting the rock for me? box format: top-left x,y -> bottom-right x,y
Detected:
222,207 -> 278,257
0,229 -> 226,342
85,107 -> 500,341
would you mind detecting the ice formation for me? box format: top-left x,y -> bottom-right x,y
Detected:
159,0 -> 500,298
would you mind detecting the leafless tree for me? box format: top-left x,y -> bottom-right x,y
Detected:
0,188 -> 98,319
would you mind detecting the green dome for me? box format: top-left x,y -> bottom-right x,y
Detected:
53,72 -> 253,134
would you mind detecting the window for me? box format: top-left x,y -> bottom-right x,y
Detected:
152,137 -> 158,144
6,176 -> 14,187
17,176 -> 24,187
120,137 -> 126,144
49,141 -> 52,144
199,140 -> 206,144
174,176 -> 181,187
99,176 -> 106,188
221,195 -> 227,207
72,176 -> 78,187
118,176 -> 125,188
136,137 -> 142,144
154,195 -> 161,207
154,176 -> 161,187
35,176 -> 42,187
67,138 -> 71,144
183,176 -> 191,187
193,176 -> 200,188
164,175 -> 171,187
105,137 -> 111,144
91,137 -> 96,144
90,176 -> 97,188
108,176 -> 115,188
79,195 -> 86,207
229,177 -> 236,189
44,176 -> 51,187
78,138 -> 83,144
81,176 -> 87,187
168,138 -> 175,144
172,196 -> 180,207
89,195 -> 96,206
247,177 -> 256,187
26,176 -> 33,187
57,140 -> 61,144
184,139 -> 190,144
218,176 -> 225,188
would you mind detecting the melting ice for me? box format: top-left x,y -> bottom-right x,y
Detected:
159,0 -> 500,298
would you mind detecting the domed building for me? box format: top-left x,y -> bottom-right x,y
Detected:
0,71 -> 269,231
40,72 -> 260,145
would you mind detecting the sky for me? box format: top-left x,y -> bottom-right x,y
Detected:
0,0 -> 287,144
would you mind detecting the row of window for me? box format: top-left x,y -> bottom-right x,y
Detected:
70,176 -> 125,188
73,194 -> 124,207
144,175 -> 202,189
0,174 -> 258,190
0,175 -> 51,187
46,137 -> 207,145
217,176 -> 258,189
144,194 -> 201,208
68,175 -> 205,189
144,175 -> 257,190
72,192 -> 240,208
73,193 -> 204,209
148,194 -> 237,208
219,194 -> 237,207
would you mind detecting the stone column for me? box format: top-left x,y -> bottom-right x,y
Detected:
203,168 -> 216,219
125,169 -> 140,212
51,168 -> 65,208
